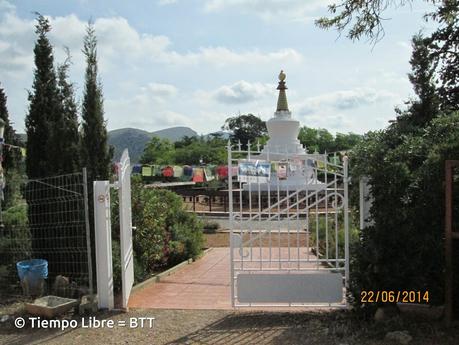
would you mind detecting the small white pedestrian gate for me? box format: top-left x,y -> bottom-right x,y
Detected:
227,143 -> 349,307
94,149 -> 134,310
118,149 -> 134,309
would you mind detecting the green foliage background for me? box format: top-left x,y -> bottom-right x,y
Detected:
349,112 -> 459,309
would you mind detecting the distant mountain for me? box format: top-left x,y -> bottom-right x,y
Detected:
151,126 -> 198,142
108,126 -> 198,162
18,126 -> 201,163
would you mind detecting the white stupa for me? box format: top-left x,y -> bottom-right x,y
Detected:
259,70 -> 306,158
246,71 -> 325,191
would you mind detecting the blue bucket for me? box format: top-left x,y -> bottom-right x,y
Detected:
16,259 -> 48,284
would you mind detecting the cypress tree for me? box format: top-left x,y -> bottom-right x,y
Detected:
26,15 -> 81,177
25,14 -> 60,179
0,85 -> 18,171
80,23 -> 111,287
0,84 -> 22,208
81,23 -> 111,182
25,14 -> 83,283
54,50 -> 80,173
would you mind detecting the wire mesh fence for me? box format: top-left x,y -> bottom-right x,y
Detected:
0,169 -> 92,305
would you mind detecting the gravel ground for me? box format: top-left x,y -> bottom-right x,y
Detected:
3,235 -> 458,344
205,232 -> 230,248
1,307 -> 459,345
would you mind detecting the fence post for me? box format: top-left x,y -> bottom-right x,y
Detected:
94,180 -> 114,310
82,168 -> 94,298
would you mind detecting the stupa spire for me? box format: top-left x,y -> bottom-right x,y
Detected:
276,70 -> 289,112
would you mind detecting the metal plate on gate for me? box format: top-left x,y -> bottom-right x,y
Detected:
237,273 -> 343,304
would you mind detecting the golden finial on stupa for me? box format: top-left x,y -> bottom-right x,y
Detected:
276,70 -> 289,112
279,70 -> 286,81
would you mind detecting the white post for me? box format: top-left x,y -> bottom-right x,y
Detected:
343,156 -> 350,307
227,140 -> 235,307
94,181 -> 114,310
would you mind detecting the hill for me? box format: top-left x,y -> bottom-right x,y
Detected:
108,126 -> 198,162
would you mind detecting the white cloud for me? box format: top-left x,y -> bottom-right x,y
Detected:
297,88 -> 396,116
146,82 -> 178,98
157,0 -> 177,5
0,0 -> 14,11
203,0 -> 333,22
212,80 -> 275,104
0,11 -> 34,76
0,9 -> 303,78
185,47 -> 301,66
302,112 -> 351,132
105,84 -> 190,130
0,2 -> 305,134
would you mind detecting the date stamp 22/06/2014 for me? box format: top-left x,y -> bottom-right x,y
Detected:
360,291 -> 429,304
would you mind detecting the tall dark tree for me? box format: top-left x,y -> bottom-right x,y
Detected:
222,113 -> 267,149
0,85 -> 22,208
80,23 -> 111,288
54,50 -> 80,173
0,85 -> 19,171
430,1 -> 459,111
396,33 -> 440,132
80,23 -> 111,182
25,14 -> 60,179
26,15 -> 81,177
24,14 -> 82,283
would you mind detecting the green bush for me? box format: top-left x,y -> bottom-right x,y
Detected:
0,203 -> 30,292
169,211 -> 204,264
349,112 -> 459,310
309,213 -> 359,264
111,175 -> 204,286
202,219 -> 220,234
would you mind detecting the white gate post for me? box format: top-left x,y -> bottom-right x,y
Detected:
94,180 -> 114,310
343,156 -> 350,307
227,141 -> 235,307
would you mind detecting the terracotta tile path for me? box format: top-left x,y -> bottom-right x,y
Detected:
129,248 -> 232,310
128,247 -> 331,310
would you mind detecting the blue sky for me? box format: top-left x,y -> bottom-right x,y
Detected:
0,0 -> 436,135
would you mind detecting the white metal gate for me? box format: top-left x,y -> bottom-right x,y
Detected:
228,143 -> 349,307
118,149 -> 134,309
